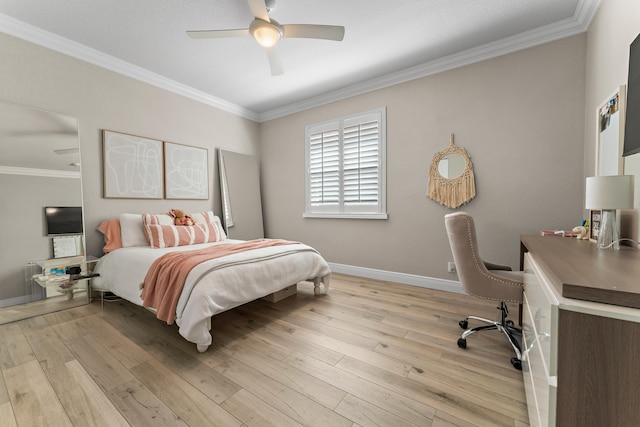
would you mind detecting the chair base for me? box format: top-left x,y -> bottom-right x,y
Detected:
457,302 -> 522,370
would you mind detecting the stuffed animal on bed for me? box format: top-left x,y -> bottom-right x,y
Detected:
169,209 -> 195,226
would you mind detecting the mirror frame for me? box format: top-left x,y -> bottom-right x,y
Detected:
0,101 -> 87,324
218,149 -> 264,240
427,134 -> 476,209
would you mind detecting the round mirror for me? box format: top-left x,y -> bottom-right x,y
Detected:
426,134 -> 476,209
437,153 -> 466,179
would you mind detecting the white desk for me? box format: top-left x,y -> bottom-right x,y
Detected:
520,235 -> 640,427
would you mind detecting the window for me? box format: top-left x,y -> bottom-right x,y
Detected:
304,107 -> 387,219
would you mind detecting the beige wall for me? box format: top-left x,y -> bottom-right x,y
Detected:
584,0 -> 640,241
260,35 -> 587,279
0,174 -> 81,300
0,32 -> 260,257
7,11 -> 629,285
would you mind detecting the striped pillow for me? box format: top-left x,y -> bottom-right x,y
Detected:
190,211 -> 219,226
143,214 -> 226,248
143,211 -> 223,228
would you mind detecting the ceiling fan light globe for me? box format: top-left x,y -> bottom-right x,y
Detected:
250,20 -> 282,47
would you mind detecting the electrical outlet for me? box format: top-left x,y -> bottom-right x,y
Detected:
448,262 -> 456,273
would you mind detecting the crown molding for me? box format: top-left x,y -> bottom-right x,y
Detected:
0,0 -> 600,124
574,0 -> 602,27
0,13 -> 259,122
257,0 -> 601,121
0,165 -> 80,179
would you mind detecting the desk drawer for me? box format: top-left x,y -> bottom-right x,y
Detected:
523,253 -> 559,376
523,292 -> 557,427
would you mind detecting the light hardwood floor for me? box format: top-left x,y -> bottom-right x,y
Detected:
0,273 -> 529,427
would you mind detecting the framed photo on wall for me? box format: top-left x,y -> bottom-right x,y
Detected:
103,130 -> 164,199
589,209 -> 602,241
164,142 -> 209,200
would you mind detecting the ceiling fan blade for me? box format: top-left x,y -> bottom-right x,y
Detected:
282,24 -> 345,41
187,29 -> 250,39
266,45 -> 284,76
247,0 -> 270,22
54,147 -> 79,155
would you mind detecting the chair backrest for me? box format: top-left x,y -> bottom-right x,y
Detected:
444,211 -> 489,295
444,211 -> 523,305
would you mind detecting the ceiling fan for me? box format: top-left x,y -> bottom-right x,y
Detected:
186,0 -> 345,76
53,148 -> 79,155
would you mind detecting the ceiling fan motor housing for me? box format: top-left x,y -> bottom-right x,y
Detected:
250,19 -> 283,47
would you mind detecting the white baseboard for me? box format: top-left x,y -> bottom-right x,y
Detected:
327,262 -> 464,295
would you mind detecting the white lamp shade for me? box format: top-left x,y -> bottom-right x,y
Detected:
585,175 -> 634,209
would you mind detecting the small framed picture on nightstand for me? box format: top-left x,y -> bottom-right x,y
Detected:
590,209 -> 602,241
52,235 -> 82,258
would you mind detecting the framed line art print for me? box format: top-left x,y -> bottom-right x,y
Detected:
164,141 -> 209,200
103,130 -> 163,199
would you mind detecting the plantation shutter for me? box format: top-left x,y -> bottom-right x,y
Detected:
343,113 -> 380,208
309,126 -> 340,208
305,108 -> 386,219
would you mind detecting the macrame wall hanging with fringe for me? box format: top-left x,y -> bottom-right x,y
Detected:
426,133 -> 476,209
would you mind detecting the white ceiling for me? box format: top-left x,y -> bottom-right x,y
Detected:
0,0 -> 599,122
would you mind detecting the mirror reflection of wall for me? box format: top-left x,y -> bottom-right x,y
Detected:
0,101 -> 86,321
218,150 -> 264,240
437,153 -> 466,179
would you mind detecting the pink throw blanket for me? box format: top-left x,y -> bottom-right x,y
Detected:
141,239 -> 298,324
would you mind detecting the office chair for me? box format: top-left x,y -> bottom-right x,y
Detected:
444,211 -> 524,370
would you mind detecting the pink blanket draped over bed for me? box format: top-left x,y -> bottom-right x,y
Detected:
141,239 -> 298,324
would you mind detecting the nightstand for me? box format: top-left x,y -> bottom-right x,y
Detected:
28,255 -> 100,300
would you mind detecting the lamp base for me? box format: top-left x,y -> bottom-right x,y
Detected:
597,209 -> 620,250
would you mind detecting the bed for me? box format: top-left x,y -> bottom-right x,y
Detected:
93,211 -> 331,352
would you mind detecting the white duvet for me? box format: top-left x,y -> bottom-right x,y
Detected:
92,239 -> 331,351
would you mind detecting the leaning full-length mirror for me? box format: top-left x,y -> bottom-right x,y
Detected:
218,149 -> 264,240
0,101 -> 88,324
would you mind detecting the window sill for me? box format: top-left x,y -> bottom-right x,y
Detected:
303,212 -> 388,220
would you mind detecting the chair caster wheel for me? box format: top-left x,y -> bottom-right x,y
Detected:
457,338 -> 467,349
511,358 -> 522,370
506,320 -> 515,327
459,320 -> 468,329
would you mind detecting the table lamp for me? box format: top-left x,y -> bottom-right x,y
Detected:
585,175 -> 634,249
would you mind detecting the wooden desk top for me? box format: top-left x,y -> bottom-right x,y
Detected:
521,234 -> 640,309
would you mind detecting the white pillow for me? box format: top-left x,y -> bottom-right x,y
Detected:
118,213 -> 148,247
